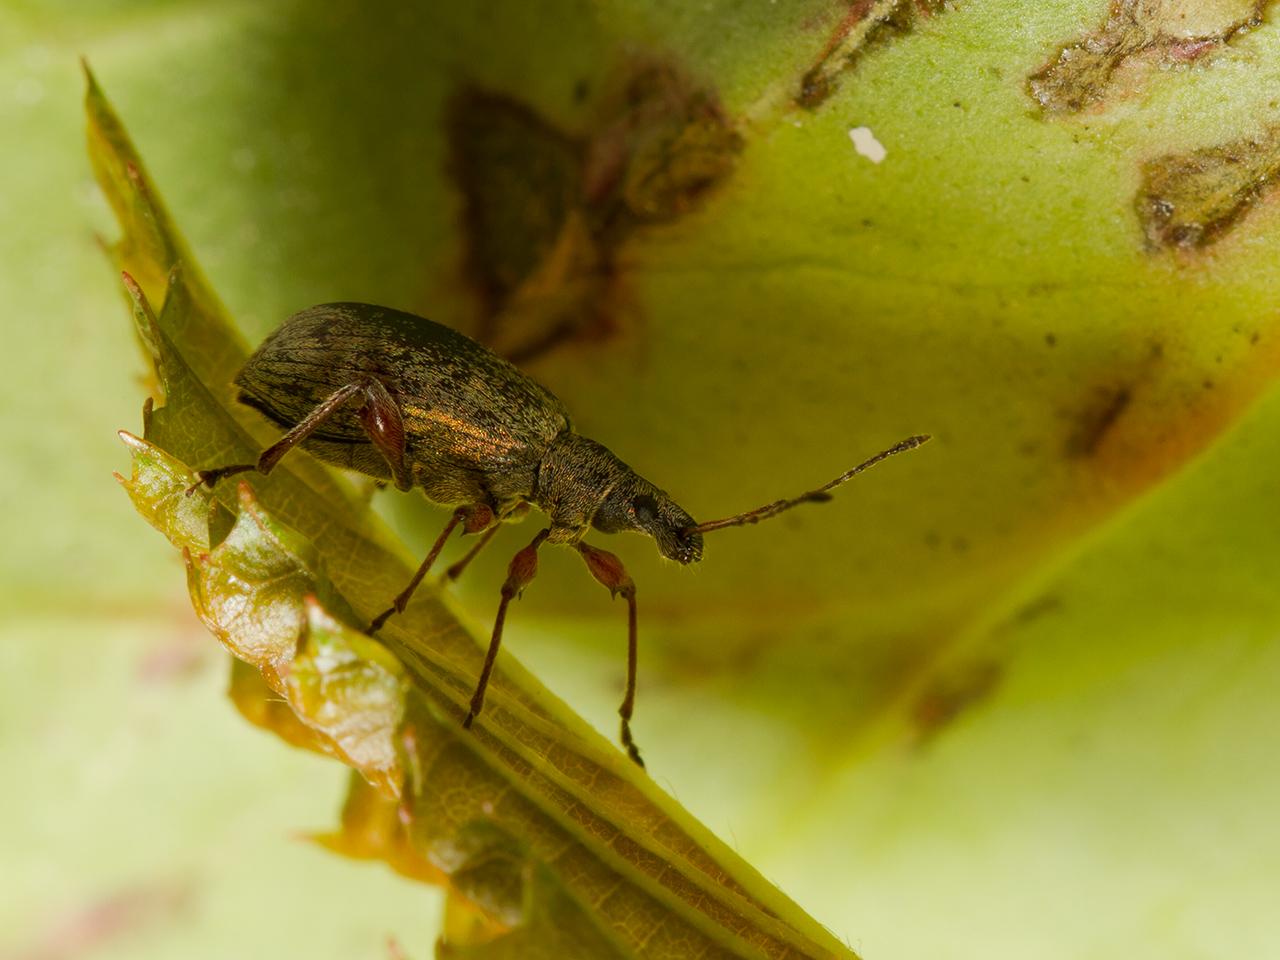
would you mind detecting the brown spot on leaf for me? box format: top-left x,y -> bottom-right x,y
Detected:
797,0 -> 956,110
1137,125 -> 1280,249
1029,1 -> 1271,115
585,64 -> 743,224
1066,385 -> 1134,458
912,658 -> 1002,743
1009,593 -> 1063,626
447,89 -> 587,325
448,65 -> 740,363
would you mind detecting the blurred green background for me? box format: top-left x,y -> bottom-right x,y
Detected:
4,1 -> 1280,958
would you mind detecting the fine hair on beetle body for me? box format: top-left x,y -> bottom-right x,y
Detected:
192,301 -> 929,768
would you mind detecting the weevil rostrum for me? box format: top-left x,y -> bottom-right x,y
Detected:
194,303 -> 929,767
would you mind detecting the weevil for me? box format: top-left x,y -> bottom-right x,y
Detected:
194,302 -> 928,766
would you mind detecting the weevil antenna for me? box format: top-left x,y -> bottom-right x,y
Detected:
686,434 -> 931,536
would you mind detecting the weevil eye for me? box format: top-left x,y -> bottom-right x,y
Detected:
631,494 -> 659,525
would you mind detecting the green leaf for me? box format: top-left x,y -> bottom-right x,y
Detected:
84,60 -> 246,396
66,3 -> 1280,956
94,68 -> 854,960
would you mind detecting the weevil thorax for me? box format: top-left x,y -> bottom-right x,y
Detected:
535,433 -> 703,564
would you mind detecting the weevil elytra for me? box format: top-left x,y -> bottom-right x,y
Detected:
194,302 -> 928,767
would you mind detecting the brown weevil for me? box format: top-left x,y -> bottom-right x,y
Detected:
194,302 -> 929,767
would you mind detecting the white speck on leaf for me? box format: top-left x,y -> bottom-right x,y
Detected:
849,126 -> 887,164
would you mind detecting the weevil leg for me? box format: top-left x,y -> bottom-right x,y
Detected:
369,506 -> 471,633
576,542 -> 644,768
357,379 -> 412,492
464,528 -> 550,729
192,377 -> 411,492
444,503 -> 528,582
192,380 -> 364,490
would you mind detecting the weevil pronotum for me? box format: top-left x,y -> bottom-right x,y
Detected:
192,302 -> 929,766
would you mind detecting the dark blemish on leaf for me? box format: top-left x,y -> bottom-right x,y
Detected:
912,659 -> 1002,744
585,63 -> 742,225
1029,1 -> 1272,116
912,595 -> 1058,742
1136,126 -> 1280,250
1011,593 -> 1062,625
448,65 -> 740,363
447,88 -> 585,324
1067,385 -> 1133,458
796,0 -> 959,110
443,89 -> 613,360
1045,332 -> 1057,347
1252,331 -> 1262,344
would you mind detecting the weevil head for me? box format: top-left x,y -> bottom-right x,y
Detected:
593,473 -> 703,564
539,434 -> 703,564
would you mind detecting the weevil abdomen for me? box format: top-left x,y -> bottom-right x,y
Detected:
235,303 -> 571,503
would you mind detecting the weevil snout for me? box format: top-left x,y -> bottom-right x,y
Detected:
669,525 -> 704,565
590,474 -> 703,564
629,489 -> 703,565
